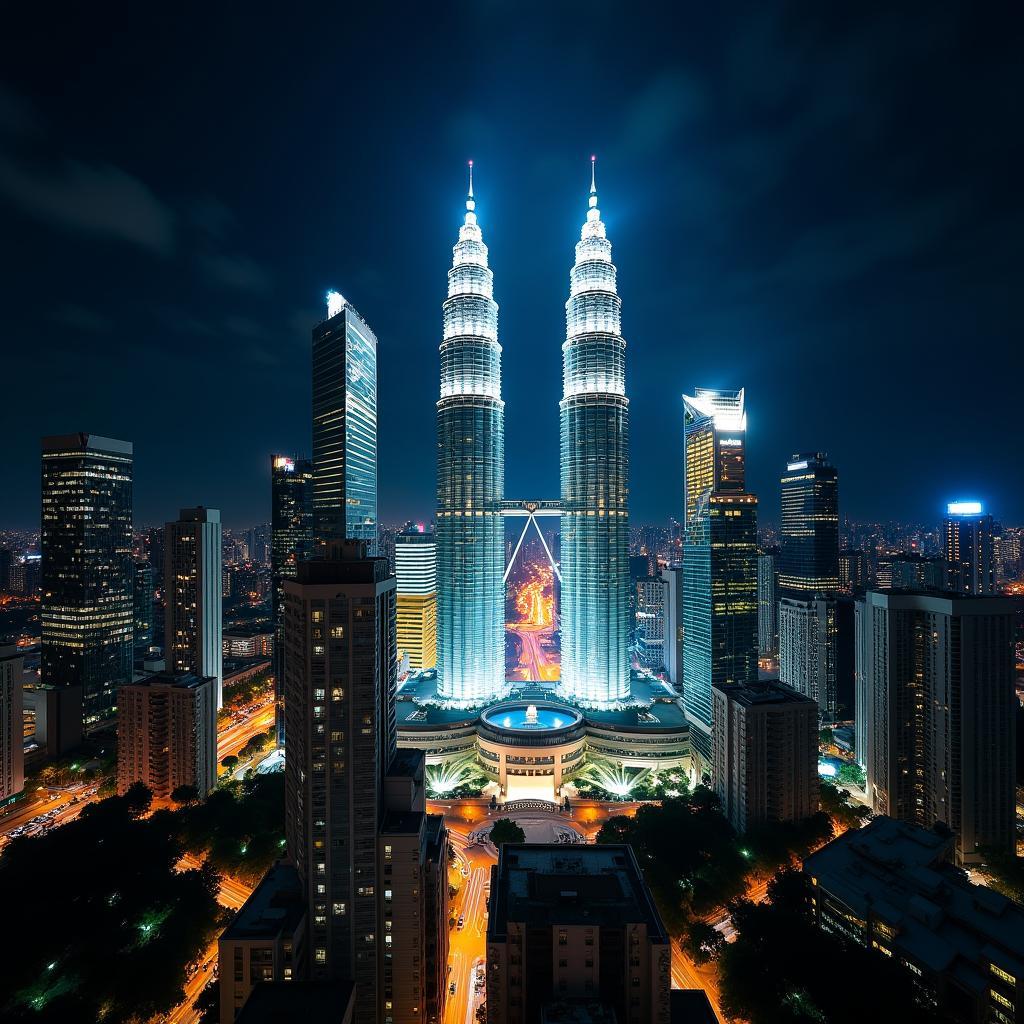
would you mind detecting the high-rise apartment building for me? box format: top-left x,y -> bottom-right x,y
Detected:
134,561 -> 154,657
312,293 -> 378,552
1,644 -> 25,810
855,591 -> 1016,864
486,844 -> 671,1024
778,596 -> 839,719
41,433 -> 134,733
435,167 -> 505,705
116,671 -> 217,798
165,507 -> 223,708
712,680 -> 818,834
395,529 -> 437,670
889,552 -> 945,591
943,501 -> 995,595
283,542 -> 448,1023
634,576 -> 665,669
560,159 -> 631,707
778,452 -> 839,597
271,455 -> 314,739
838,549 -> 865,596
660,565 -> 683,687
681,389 -> 758,769
756,548 -> 779,657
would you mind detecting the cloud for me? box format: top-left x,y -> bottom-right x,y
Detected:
48,304 -> 112,333
620,71 -> 706,159
0,155 -> 175,254
185,196 -> 234,239
199,252 -> 270,290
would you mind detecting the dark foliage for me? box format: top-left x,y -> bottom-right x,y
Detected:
489,818 -> 526,846
0,787 -> 220,1023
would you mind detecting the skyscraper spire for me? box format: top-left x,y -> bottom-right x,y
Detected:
467,159 -> 474,204
560,157 -> 630,707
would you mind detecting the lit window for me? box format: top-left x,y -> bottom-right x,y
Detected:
333,903 -> 346,916
315,948 -> 326,963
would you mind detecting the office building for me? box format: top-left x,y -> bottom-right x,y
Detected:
116,671 -> 217,798
943,501 -> 995,595
312,293 -> 377,552
778,453 -> 839,597
223,628 -> 274,660
283,542 -> 447,1023
805,817 -> 1024,1023
712,680 -> 818,834
560,159 -> 631,707
165,507 -> 223,709
435,166 -> 505,706
838,549 -> 865,596
660,565 -> 683,687
246,524 -> 272,567
889,552 -> 945,591
0,549 -> 12,593
681,388 -> 758,769
271,454 -> 314,740
634,576 -> 665,669
219,862 -> 307,1023
486,844 -> 671,1024
756,548 -> 779,657
395,528 -> 437,671
41,433 -> 134,733
134,561 -> 154,656
855,591 -> 1015,864
1,644 -> 25,810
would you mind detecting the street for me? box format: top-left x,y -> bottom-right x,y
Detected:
432,798 -> 724,1024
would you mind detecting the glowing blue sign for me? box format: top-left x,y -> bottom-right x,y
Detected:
946,501 -> 983,516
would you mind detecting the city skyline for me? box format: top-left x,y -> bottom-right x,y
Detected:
2,6 -> 1023,530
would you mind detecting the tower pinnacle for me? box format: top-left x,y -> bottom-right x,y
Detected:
467,160 -> 474,207
590,154 -> 597,195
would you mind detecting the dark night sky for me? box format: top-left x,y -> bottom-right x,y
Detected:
1,3 -> 1021,531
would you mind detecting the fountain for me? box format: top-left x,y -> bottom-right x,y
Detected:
525,704 -> 538,725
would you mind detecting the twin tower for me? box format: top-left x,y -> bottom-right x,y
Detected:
436,160 -> 631,709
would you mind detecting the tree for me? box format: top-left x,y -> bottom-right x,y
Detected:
195,980 -> 219,1023
684,919 -> 724,965
220,755 -> 239,773
836,762 -> 865,788
171,784 -> 200,806
123,781 -> 153,818
489,818 -> 526,846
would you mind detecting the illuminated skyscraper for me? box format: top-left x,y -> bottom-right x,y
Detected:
681,390 -> 758,769
312,292 -> 377,552
41,433 -> 134,732
436,164 -> 505,705
778,452 -> 839,597
943,501 -> 995,595
165,507 -> 223,708
271,454 -> 314,739
560,158 -> 630,706
395,528 -> 437,670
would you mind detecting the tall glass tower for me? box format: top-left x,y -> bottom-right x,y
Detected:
312,292 -> 378,552
436,165 -> 506,705
560,159 -> 630,706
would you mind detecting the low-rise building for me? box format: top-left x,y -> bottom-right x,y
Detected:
804,816 -> 1024,1023
218,862 -> 308,1023
486,844 -> 672,1024
223,628 -> 274,660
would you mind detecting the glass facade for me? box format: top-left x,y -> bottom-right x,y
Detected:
271,454 -> 314,739
779,452 -> 840,596
312,301 -> 378,551
41,433 -> 134,726
436,170 -> 506,705
681,395 -> 758,762
560,163 -> 631,706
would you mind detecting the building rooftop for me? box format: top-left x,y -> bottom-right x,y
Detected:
669,990 -> 718,1024
805,817 -> 1024,987
540,1000 -> 619,1023
129,671 -> 215,692
235,980 -> 354,1023
221,862 -> 306,943
380,809 -> 425,836
712,679 -> 815,709
487,844 -> 668,940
